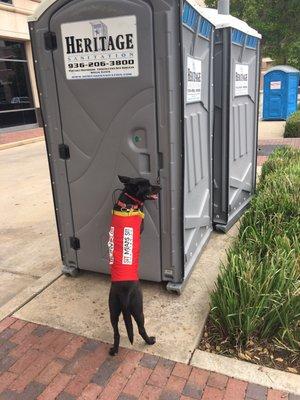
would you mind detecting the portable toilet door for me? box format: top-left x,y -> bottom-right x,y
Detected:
172,0 -> 214,291
263,66 -> 300,121
200,6 -> 262,232
28,0 -> 214,292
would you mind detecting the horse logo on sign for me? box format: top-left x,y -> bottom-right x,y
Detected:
90,21 -> 108,37
90,21 -> 108,49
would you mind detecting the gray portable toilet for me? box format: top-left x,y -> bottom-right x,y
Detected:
28,0 -> 214,292
199,6 -> 261,232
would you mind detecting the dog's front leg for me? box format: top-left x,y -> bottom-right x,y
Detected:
109,286 -> 121,356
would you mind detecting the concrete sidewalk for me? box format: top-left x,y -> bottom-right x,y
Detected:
0,316 -> 294,400
258,121 -> 286,140
0,141 -> 60,308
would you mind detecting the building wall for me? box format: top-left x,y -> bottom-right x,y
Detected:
261,57 -> 274,91
0,0 -> 42,129
0,0 -> 37,41
0,0 -> 207,131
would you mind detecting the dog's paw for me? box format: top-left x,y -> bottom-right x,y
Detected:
146,336 -> 156,345
109,347 -> 118,356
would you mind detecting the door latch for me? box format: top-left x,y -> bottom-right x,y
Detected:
44,31 -> 57,51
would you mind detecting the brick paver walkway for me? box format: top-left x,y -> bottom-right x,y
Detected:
258,138 -> 300,148
0,128 -> 44,146
0,317 -> 296,400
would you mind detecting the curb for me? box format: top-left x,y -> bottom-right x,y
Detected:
0,136 -> 44,151
0,268 -> 62,322
191,349 -> 300,395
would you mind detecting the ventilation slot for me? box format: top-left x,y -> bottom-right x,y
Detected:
232,29 -> 246,45
199,17 -> 212,39
246,35 -> 258,49
182,1 -> 199,32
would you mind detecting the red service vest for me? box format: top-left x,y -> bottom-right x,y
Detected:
108,210 -> 144,282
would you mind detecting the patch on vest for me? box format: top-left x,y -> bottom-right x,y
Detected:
108,226 -> 114,265
122,227 -> 133,265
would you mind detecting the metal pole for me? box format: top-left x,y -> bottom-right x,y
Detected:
218,0 -> 230,15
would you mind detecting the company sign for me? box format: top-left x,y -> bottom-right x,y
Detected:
270,81 -> 281,90
187,56 -> 202,103
61,16 -> 139,80
235,64 -> 249,96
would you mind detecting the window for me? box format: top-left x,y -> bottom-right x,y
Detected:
0,40 -> 36,129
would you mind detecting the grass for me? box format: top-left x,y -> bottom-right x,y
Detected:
209,147 -> 300,355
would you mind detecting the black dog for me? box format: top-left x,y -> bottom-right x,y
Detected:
107,175 -> 161,356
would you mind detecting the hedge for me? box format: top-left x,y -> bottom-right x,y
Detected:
284,110 -> 300,138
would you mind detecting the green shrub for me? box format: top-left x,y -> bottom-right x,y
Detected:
284,110 -> 300,138
210,147 -> 300,352
259,146 -> 299,180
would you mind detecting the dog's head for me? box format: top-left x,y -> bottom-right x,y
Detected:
118,175 -> 161,202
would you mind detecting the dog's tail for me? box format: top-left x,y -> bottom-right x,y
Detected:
120,295 -> 134,344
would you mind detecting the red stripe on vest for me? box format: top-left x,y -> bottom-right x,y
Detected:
108,212 -> 143,282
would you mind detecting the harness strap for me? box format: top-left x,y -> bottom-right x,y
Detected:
117,200 -> 139,210
124,193 -> 144,206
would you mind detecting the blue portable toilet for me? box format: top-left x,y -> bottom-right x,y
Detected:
263,65 -> 300,120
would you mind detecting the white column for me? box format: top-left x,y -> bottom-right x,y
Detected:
25,39 -> 40,109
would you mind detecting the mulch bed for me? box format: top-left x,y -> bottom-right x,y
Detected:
199,318 -> 300,375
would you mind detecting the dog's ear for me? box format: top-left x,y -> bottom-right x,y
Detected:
118,175 -> 130,184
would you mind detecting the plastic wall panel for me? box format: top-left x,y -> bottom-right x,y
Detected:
182,8 -> 213,278
212,29 -> 229,225
228,36 -> 259,223
29,21 -> 78,269
213,28 -> 260,231
155,2 -> 183,283
287,75 -> 299,117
